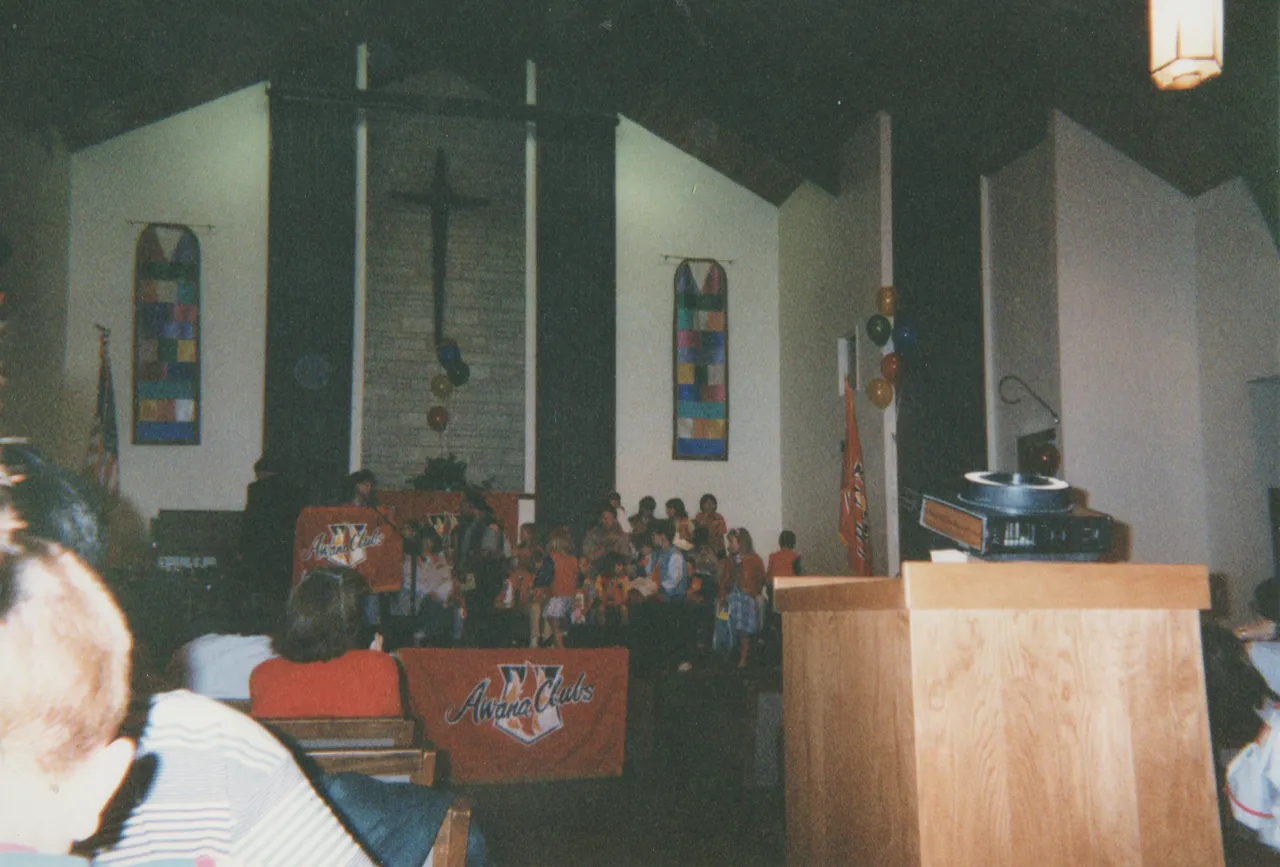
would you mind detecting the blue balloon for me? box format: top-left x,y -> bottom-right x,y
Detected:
892,320 -> 918,353
447,362 -> 471,387
437,341 -> 462,368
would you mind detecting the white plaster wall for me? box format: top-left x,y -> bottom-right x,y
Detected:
66,84 -> 270,524
984,138 -> 1062,472
777,117 -> 887,575
0,124 -> 72,457
615,117 -> 783,546
1053,112 -> 1209,564
1196,177 -> 1280,617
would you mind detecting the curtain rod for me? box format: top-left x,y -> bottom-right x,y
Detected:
126,219 -> 217,234
660,253 -> 736,265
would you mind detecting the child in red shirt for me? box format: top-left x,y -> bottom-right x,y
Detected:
535,527 -> 580,649
767,530 -> 803,584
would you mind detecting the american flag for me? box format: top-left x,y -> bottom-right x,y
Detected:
84,327 -> 119,497
839,378 -> 871,575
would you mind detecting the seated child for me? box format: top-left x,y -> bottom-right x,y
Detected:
689,527 -> 719,604
767,530 -> 803,582
0,539 -> 138,862
647,520 -> 689,601
591,551 -> 631,628
406,527 -> 463,646
495,554 -> 537,647
628,533 -> 658,601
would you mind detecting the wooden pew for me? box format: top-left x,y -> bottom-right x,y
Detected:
259,716 -> 437,786
430,796 -> 472,867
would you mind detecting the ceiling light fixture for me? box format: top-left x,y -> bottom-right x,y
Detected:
1150,0 -> 1223,90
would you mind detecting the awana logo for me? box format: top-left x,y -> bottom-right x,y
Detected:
303,523 -> 385,568
445,663 -> 595,745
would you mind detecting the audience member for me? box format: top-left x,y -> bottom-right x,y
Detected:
592,551 -> 631,629
581,501 -> 632,578
689,527 -> 719,604
170,591 -> 279,701
607,491 -> 632,535
0,539 -> 137,861
249,569 -> 401,718
648,520 -> 688,601
629,496 -> 657,542
693,493 -> 728,558
664,499 -> 695,551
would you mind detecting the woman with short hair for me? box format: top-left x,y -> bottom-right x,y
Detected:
249,568 -> 402,718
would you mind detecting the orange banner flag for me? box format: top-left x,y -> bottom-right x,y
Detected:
840,379 -> 872,575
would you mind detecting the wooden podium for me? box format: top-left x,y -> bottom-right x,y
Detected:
773,562 -> 1223,866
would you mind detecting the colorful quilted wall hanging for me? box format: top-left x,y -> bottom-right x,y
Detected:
673,259 -> 728,460
133,224 -> 200,445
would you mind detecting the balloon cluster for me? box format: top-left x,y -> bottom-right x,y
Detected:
864,286 -> 917,409
427,339 -> 471,433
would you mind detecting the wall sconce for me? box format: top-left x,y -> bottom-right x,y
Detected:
1150,0 -> 1223,91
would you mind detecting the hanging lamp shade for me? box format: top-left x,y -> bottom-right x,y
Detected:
1150,0 -> 1223,90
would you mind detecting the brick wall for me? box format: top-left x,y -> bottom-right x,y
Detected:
362,71 -> 526,491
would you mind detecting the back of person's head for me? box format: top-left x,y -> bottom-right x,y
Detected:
463,488 -> 491,514
779,530 -> 797,550
638,496 -> 656,513
546,526 -> 575,556
275,568 -> 370,663
0,534 -> 137,852
734,527 -> 756,556
1201,618 -> 1275,750
1,443 -> 106,570
692,526 -> 710,548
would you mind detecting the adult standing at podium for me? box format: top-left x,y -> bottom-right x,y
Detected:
240,454 -> 305,613
346,469 -> 378,508
455,489 -> 507,645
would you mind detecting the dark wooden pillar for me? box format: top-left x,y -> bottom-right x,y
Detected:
264,73 -> 357,505
535,67 -> 618,540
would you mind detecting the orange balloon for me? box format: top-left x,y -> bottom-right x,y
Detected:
877,286 -> 896,317
867,377 -> 894,409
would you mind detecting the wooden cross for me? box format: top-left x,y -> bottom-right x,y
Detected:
394,149 -> 490,347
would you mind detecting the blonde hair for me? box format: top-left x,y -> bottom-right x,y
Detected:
0,541 -> 132,775
545,526 -> 575,556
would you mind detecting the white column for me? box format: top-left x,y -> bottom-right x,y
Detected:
521,58 -> 538,527
879,112 -> 901,577
349,43 -> 370,472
